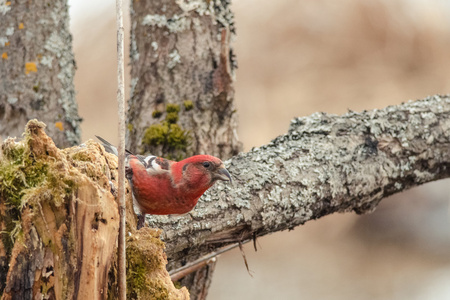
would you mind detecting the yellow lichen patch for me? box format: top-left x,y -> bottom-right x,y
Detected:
25,62 -> 37,74
55,122 -> 64,131
1,52 -> 7,60
18,23 -> 24,29
4,42 -> 10,46
5,1 -> 11,5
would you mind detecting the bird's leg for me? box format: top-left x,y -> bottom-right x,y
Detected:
108,181 -> 116,196
137,213 -> 146,230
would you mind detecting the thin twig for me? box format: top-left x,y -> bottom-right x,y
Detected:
115,0 -> 126,298
169,239 -> 254,281
238,241 -> 253,277
170,257 -> 217,282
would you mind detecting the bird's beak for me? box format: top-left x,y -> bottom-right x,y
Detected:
215,166 -> 232,183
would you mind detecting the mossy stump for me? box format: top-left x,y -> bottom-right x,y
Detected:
0,120 -> 189,300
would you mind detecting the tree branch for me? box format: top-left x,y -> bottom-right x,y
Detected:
146,95 -> 450,269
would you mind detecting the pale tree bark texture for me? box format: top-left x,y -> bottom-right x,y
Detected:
0,0 -> 81,148
127,0 -> 242,298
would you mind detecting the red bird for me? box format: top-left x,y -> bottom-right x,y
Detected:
96,136 -> 232,228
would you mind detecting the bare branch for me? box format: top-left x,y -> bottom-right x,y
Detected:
146,95 -> 450,269
169,242 -> 244,281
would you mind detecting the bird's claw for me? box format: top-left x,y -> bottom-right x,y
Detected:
109,180 -> 116,196
137,214 -> 146,230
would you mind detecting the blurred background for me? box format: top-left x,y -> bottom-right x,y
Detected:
69,0 -> 450,299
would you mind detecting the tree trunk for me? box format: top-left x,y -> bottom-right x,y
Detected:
127,0 -> 241,160
127,0 -> 242,298
0,0 -> 81,148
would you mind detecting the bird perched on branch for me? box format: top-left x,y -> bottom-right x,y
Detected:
96,136 -> 232,229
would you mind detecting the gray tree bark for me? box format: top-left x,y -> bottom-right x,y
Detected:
127,0 -> 241,159
0,0 -> 81,148
144,95 -> 450,270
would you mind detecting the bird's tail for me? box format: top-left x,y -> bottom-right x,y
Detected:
96,135 -> 133,156
96,136 -> 119,156
96,136 -> 136,158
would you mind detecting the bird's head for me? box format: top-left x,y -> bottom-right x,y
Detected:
178,155 -> 232,189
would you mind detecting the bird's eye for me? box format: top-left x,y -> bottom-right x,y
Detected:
202,162 -> 210,168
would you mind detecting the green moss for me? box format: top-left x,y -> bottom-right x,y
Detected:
183,100 -> 194,111
142,102 -> 192,160
126,234 -> 169,299
142,121 -> 189,160
127,123 -> 134,132
142,123 -> 169,146
70,151 -> 92,162
165,103 -> 180,114
165,112 -> 178,124
0,133 -> 77,218
0,139 -> 44,275
126,246 -> 147,298
0,145 -> 48,208
173,281 -> 182,289
167,124 -> 188,149
39,165 -> 76,207
0,213 -> 21,257
147,281 -> 170,299
152,110 -> 162,119
2,142 -> 25,161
